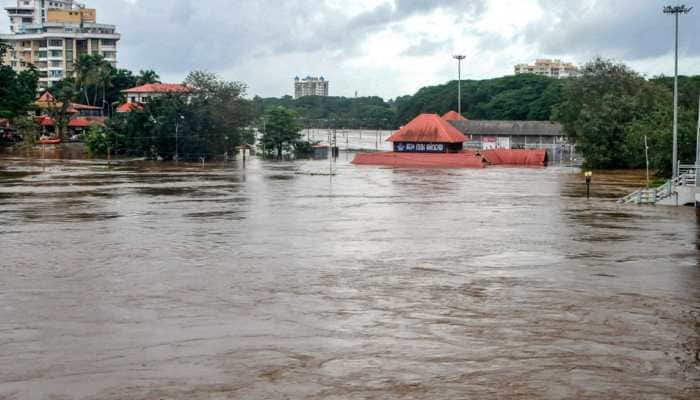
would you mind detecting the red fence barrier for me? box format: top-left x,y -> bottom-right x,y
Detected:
352,149 -> 548,169
352,152 -> 486,168
481,149 -> 548,167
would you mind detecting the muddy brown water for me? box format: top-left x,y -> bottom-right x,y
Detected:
0,155 -> 698,399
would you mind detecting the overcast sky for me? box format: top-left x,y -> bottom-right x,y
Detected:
2,0 -> 699,99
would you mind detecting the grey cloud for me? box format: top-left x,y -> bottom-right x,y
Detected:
5,0 -> 692,98
87,0 -> 487,76
525,0 -> 700,60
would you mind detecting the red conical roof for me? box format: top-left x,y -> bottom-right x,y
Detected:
442,111 -> 467,121
387,114 -> 466,143
37,91 -> 56,102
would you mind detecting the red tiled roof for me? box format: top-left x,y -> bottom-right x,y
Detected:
68,118 -> 91,127
72,103 -> 102,110
386,114 -> 466,144
116,102 -> 144,113
37,91 -> 55,102
35,116 -> 103,128
442,111 -> 467,122
122,83 -> 193,94
36,116 -> 54,126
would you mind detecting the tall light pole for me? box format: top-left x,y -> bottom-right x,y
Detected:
664,5 -> 692,179
453,55 -> 466,116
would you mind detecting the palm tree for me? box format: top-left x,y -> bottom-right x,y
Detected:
73,54 -> 94,105
136,70 -> 161,86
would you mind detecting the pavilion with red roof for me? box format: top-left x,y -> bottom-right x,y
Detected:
352,111 -> 548,168
386,113 -> 467,153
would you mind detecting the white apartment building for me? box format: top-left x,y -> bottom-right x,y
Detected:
1,0 -> 120,89
514,59 -> 580,79
294,76 -> 329,98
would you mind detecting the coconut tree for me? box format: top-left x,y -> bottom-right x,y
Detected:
136,70 -> 161,86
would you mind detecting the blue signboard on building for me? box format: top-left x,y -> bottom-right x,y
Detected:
394,142 -> 447,153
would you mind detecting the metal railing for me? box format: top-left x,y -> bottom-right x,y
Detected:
619,165 -> 697,205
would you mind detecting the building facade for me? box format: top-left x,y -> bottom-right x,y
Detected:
294,76 -> 329,98
121,83 -> 194,104
1,0 -> 120,90
514,59 -> 579,79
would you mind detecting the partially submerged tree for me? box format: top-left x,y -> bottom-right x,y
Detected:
261,106 -> 302,158
106,71 -> 255,161
13,116 -> 39,156
554,58 -> 695,174
45,79 -> 77,140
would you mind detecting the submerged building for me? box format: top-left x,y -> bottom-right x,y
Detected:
1,0 -> 120,90
352,112 -> 551,168
386,114 -> 466,153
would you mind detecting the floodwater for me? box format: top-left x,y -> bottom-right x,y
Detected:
0,154 -> 698,399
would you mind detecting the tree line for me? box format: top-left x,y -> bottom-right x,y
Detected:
2,35 -> 699,173
555,59 -> 700,174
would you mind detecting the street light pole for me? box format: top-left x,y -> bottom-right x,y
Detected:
696,94 -> 700,185
175,114 -> 184,163
453,55 -> 466,116
664,5 -> 692,179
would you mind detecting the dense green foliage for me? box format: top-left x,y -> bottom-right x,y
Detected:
394,74 -> 563,125
13,116 -> 38,155
254,75 -> 565,129
260,107 -> 303,157
97,71 -> 255,160
555,58 -> 698,174
254,96 -> 395,130
0,39 -> 38,120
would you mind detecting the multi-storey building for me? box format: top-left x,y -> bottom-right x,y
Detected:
514,59 -> 580,79
1,0 -> 120,89
294,76 -> 329,98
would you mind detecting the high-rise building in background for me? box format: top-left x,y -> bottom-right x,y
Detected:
514,59 -> 580,79
294,76 -> 329,98
1,0 -> 120,90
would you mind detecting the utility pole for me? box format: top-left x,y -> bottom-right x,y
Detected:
696,94 -> 700,185
664,5 -> 692,179
645,135 -> 650,188
453,55 -> 466,116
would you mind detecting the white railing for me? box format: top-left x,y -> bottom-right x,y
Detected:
619,165 -> 698,205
